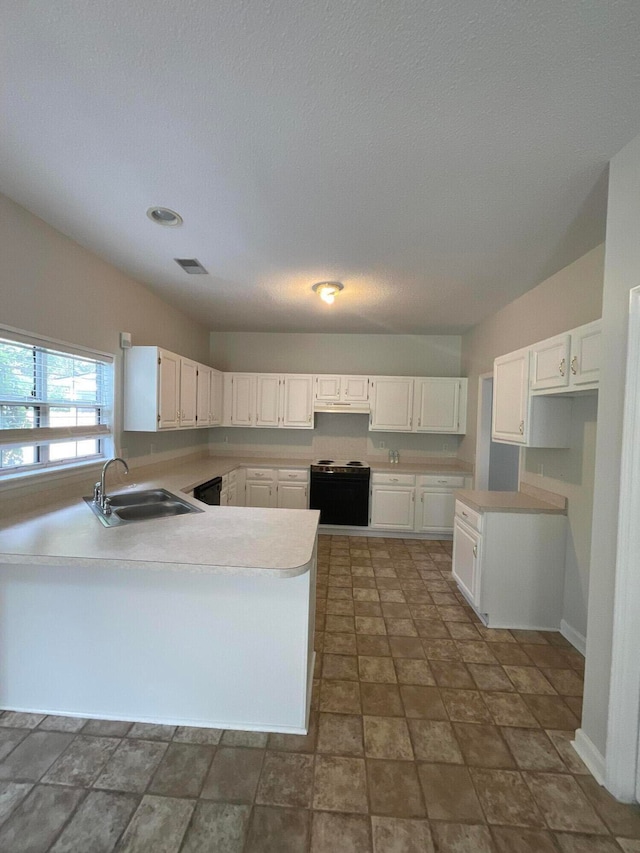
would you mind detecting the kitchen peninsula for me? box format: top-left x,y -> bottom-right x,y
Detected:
0,458 -> 319,735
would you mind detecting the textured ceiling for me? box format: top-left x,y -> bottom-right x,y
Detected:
2,1 -> 640,333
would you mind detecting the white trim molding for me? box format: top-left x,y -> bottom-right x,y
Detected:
560,619 -> 586,656
574,728 -> 606,786
605,284 -> 640,802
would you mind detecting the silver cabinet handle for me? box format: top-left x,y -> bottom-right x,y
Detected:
559,357 -> 566,377
288,473 -> 296,478
473,544 -> 478,558
571,355 -> 578,375
177,409 -> 181,420
519,420 -> 524,435
390,477 -> 398,482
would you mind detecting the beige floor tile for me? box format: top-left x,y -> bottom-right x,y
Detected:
491,644 -> 535,666
179,802 -> 251,853
618,840 -> 640,853
422,639 -> 461,661
323,653 -> 359,681
381,602 -> 412,618
501,728 -> 566,771
491,826 -> 560,852
542,668 -> 585,696
408,720 -> 463,763
522,695 -> 580,730
221,730 -> 268,748
471,768 -> 545,828
394,658 -> 435,686
267,712 -> 318,754
361,683 -> 406,717
554,833 -> 623,852
417,763 -> 484,821
503,666 -> 557,695
524,772 -> 607,833
116,795 -> 194,853
359,656 -> 398,683
385,618 -> 418,637
456,641 -> 499,664
378,589 -> 407,603
357,635 -> 392,656
370,816 -> 434,853
546,730 -> 590,774
311,811 -> 372,853
484,692 -> 540,728
468,664 -> 516,692
255,751 -> 314,808
326,599 -> 355,616
324,632 -> 358,655
353,589 -> 381,602
577,775 -> 640,838
440,689 -> 493,723
430,823 -> 495,852
413,617 -> 449,638
446,622 -> 482,640
317,713 -> 364,756
355,602 -> 384,617
364,716 -> 414,760
200,746 -> 264,803
368,759 -> 426,818
520,644 -> 573,668
245,805 -> 310,853
313,754 -> 368,813
356,617 -> 388,635
400,685 -> 448,720
389,637 -> 427,658
430,660 -> 475,689
453,723 -> 515,769
320,680 -> 362,714
325,615 -> 356,634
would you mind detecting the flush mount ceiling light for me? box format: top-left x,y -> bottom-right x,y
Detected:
312,281 -> 344,305
146,207 -> 183,226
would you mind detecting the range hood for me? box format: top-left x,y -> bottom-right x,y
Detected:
313,401 -> 370,413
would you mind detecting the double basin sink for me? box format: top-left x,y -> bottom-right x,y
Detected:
84,488 -> 203,527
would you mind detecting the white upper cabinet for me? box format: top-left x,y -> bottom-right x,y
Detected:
282,375 -> 314,428
196,365 -> 212,427
229,373 -> 256,426
530,334 -> 571,391
492,348 -> 530,444
314,375 -> 370,404
179,358 -> 198,427
531,320 -> 602,394
369,377 -> 414,431
224,373 -> 313,429
414,378 -> 467,433
124,347 -> 216,432
255,374 -> 281,427
210,368 -> 223,425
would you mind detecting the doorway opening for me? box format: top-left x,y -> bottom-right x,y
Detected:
475,373 -> 520,491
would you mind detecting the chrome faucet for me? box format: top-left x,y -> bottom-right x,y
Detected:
94,457 -> 129,515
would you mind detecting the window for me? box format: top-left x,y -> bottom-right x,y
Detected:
0,328 -> 114,476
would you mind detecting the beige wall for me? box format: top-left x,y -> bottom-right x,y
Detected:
460,245 -> 604,642
1,193 -> 212,461
210,332 -> 462,376
582,131 -> 640,762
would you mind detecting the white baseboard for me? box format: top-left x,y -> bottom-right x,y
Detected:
561,619 -> 586,656
318,525 -> 452,540
573,728 -> 605,785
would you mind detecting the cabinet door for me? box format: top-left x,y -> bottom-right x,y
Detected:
414,378 -> 460,433
210,369 -> 223,425
277,483 -> 308,509
256,374 -> 281,427
230,374 -> 256,426
246,481 -> 275,507
370,485 -> 415,530
452,518 -> 481,606
416,489 -> 456,533
180,359 -> 198,427
571,320 -> 601,386
227,482 -> 238,506
530,335 -> 570,391
315,375 -> 341,401
370,378 -> 414,432
282,375 -> 314,428
343,376 -> 369,402
158,349 -> 181,429
196,365 -> 212,427
492,349 -> 529,444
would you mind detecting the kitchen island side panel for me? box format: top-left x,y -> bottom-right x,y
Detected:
0,557 -> 315,733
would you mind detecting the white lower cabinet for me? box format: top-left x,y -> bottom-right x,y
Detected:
244,467 -> 308,509
452,499 -> 567,629
370,473 -> 416,530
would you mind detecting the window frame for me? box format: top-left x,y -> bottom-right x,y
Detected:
0,325 -> 115,482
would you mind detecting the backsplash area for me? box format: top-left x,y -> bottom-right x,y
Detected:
207,412 -> 462,461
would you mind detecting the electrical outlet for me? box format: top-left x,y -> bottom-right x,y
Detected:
379,441 -> 386,449
442,442 -> 448,451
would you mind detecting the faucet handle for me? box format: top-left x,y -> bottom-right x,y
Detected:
93,482 -> 102,503
103,496 -> 112,516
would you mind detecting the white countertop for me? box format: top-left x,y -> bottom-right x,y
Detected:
454,489 -> 567,514
0,457 -> 320,578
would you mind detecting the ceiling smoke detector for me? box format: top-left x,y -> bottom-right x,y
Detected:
146,207 -> 183,226
175,258 -> 208,274
312,281 -> 344,305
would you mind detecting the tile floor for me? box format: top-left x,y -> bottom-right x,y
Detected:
1,534 -> 640,851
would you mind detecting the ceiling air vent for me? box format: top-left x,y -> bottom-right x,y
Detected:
174,258 -> 208,274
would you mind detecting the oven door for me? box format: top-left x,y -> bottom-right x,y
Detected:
310,471 -> 370,526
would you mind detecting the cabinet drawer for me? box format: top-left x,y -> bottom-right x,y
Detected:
244,467 -> 276,482
454,500 -> 482,532
418,474 -> 465,488
371,472 -> 415,486
278,468 -> 309,483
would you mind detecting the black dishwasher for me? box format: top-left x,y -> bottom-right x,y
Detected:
193,476 -> 223,505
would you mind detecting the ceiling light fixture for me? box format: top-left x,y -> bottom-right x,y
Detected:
146,207 -> 183,226
312,281 -> 344,305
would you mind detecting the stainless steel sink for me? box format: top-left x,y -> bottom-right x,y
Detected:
83,488 -> 204,527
